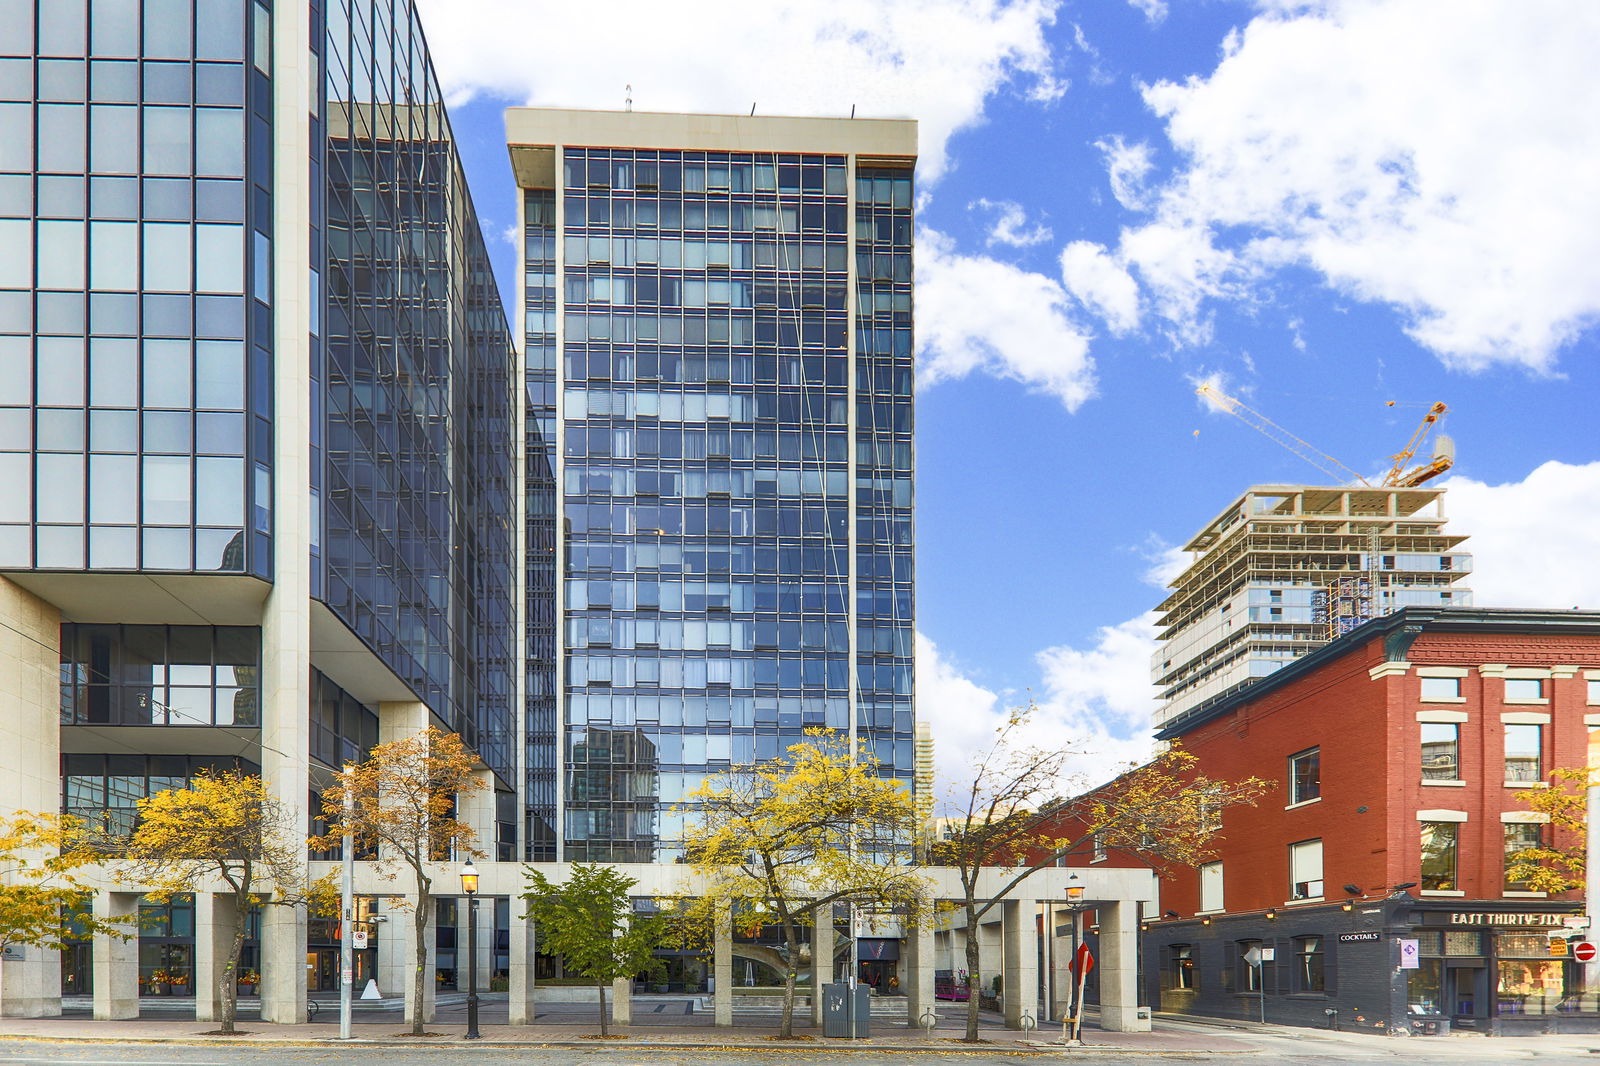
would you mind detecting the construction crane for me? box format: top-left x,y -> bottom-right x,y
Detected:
1381,401 -> 1454,487
1195,384 -> 1454,487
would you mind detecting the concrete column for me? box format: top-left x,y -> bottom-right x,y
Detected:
259,0 -> 313,1027
713,905 -> 732,1027
1097,900 -> 1148,1033
92,892 -> 140,1020
258,900 -> 306,1024
977,920 -> 1001,995
811,906 -> 833,1025
460,768 -> 496,857
474,897 -> 494,994
508,906 -> 537,1024
0,577 -> 64,1019
378,700 -> 429,745
904,920 -> 934,1029
384,902 -> 437,1025
194,892 -> 242,1023
1001,899 -> 1038,1030
610,975 -> 631,1026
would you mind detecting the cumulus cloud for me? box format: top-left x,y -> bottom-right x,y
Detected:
1092,0 -> 1600,369
1060,240 -> 1140,334
1095,136 -> 1156,211
918,228 -> 1097,409
972,198 -> 1054,247
917,618 -> 1159,803
413,0 -> 1065,180
1445,461 -> 1600,610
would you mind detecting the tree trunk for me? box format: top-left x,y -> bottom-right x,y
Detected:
597,980 -> 609,1038
963,901 -> 982,1042
219,893 -> 248,1034
412,893 -> 429,1036
779,918 -> 798,1039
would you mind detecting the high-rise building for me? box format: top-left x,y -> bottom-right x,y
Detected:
1152,484 -> 1472,727
506,109 -> 919,861
0,0 -> 514,1017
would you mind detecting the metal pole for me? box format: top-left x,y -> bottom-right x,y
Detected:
465,893 -> 481,1039
339,766 -> 354,1040
848,902 -> 858,1039
1586,727 -> 1600,993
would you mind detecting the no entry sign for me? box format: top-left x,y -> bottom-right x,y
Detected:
1574,941 -> 1598,963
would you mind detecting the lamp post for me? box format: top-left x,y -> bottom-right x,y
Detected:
461,860 -> 480,1040
338,764 -> 355,1040
1065,873 -> 1085,1044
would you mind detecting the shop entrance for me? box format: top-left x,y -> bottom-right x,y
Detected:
1446,962 -> 1487,1027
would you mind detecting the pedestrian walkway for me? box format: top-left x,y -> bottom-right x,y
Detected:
0,1002 -> 1258,1055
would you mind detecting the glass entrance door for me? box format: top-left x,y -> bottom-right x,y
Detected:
1447,965 -> 1486,1026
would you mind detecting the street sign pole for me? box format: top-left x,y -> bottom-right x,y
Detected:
339,765 -> 354,1040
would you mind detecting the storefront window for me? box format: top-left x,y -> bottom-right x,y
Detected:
1170,943 -> 1195,990
1296,936 -> 1325,992
1497,934 -> 1565,1015
1409,959 -> 1444,1015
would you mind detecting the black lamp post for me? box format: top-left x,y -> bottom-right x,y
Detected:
461,860 -> 480,1039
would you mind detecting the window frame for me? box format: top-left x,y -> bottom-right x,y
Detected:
1295,935 -> 1325,993
1503,723 -> 1543,784
1288,746 -> 1321,806
1421,722 -> 1461,782
1420,820 -> 1460,892
1199,861 -> 1224,913
1288,838 -> 1324,901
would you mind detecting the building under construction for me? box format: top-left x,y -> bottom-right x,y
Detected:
1151,485 -> 1473,727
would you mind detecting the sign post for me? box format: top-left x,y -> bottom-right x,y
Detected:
1069,943 -> 1094,1042
1244,946 -> 1273,1023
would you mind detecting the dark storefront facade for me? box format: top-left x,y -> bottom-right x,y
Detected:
1148,898 -> 1599,1036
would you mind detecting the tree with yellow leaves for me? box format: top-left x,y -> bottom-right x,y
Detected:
121,769 -> 333,1034
927,705 -> 1268,1042
675,729 -> 931,1040
0,812 -> 131,1015
1507,766 -> 1587,894
314,726 -> 485,1036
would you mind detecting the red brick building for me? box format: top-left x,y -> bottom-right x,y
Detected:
1078,608 -> 1600,1036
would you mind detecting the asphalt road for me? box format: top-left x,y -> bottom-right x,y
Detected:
2,1033 -> 1598,1066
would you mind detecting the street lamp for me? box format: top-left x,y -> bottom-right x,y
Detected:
1064,874 -> 1086,1044
460,860 -> 480,1040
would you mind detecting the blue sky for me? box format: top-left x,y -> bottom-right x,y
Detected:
422,0 -> 1600,790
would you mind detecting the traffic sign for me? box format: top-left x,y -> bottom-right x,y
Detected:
353,928 -> 368,949
1574,941 -> 1597,963
1070,942 -> 1095,978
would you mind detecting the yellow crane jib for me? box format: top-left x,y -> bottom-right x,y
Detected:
1380,402 -> 1450,487
1194,384 -> 1370,487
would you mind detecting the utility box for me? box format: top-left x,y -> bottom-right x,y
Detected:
822,983 -> 871,1038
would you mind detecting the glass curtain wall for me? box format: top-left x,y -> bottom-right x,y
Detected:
0,0 -> 270,575
319,0 -> 516,780
544,149 -> 914,861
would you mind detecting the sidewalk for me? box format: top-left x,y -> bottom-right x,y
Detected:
0,1011 -> 1260,1055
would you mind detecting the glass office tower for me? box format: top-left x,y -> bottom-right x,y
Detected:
508,110 -> 917,862
0,0 -> 514,1016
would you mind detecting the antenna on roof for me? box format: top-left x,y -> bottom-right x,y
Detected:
850,104 -> 856,119
750,102 -> 757,116
625,84 -> 633,113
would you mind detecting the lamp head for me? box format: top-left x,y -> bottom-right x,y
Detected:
1066,872 -> 1085,902
460,859 -> 479,895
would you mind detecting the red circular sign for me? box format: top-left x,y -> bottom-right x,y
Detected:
1574,941 -> 1597,963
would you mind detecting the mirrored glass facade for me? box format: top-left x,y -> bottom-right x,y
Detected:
523,141 -> 916,862
319,0 -> 517,780
0,0 -> 268,575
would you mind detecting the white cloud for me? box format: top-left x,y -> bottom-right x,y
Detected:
1126,0 -> 1168,25
413,0 -> 1065,180
918,228 -> 1097,409
1059,240 -> 1140,334
971,198 -> 1054,247
917,618 -> 1159,802
1445,461 -> 1600,610
1095,136 -> 1156,211
1101,0 -> 1600,369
